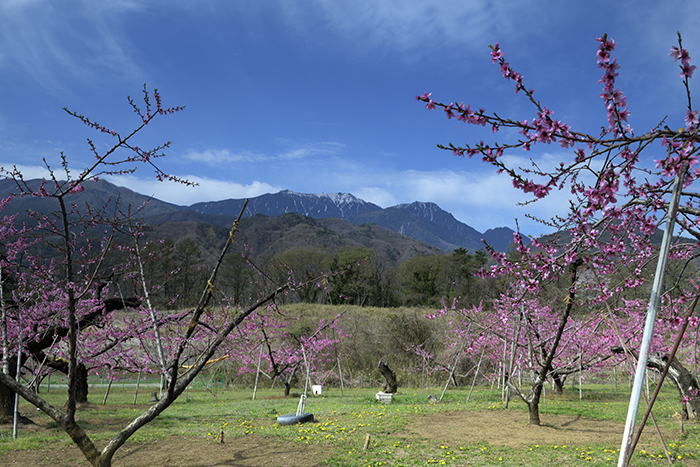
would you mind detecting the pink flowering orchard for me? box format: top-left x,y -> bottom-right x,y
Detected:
0,87 -> 308,467
417,32 -> 700,452
226,306 -> 343,396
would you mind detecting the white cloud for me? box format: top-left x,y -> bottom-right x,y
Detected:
107,174 -> 282,206
312,164 -> 569,235
0,1 -> 143,90
352,186 -> 397,208
277,140 -> 345,160
181,141 -> 345,166
261,0 -> 534,60
104,161 -> 568,235
182,148 -> 269,164
0,162 -> 51,180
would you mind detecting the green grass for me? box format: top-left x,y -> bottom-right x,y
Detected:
1,383 -> 699,466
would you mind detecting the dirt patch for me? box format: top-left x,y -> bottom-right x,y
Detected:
1,435 -> 330,467
1,408 -> 684,465
409,409 -> 676,449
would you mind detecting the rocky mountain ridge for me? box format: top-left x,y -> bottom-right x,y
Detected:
190,190 -> 522,252
1,179 -> 523,253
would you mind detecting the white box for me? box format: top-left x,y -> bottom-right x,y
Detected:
375,391 -> 393,404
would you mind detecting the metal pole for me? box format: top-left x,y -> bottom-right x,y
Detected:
12,332 -> 21,440
618,169 -> 684,467
579,347 -> 583,401
133,370 -> 141,405
252,342 -> 264,400
466,347 -> 485,403
337,356 -> 345,396
440,323 -> 470,401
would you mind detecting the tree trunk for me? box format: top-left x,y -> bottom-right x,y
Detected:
612,347 -> 700,420
526,379 -> 544,425
378,361 -> 398,393
646,353 -> 700,420
527,399 -> 541,425
76,364 -> 88,403
552,372 -> 566,395
0,357 -> 19,422
43,357 -> 89,403
0,376 -> 13,423
280,367 -> 297,398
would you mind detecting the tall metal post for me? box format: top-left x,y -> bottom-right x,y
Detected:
618,169 -> 684,466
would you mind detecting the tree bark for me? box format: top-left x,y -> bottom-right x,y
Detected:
613,347 -> 700,420
520,258 -> 581,425
378,360 -> 398,393
527,389 -> 542,425
0,357 -> 15,423
552,372 -> 566,395
43,357 -> 89,403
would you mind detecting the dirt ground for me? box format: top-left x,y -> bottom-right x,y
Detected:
0,432 -> 331,467
409,409 -> 672,448
0,410 -> 686,466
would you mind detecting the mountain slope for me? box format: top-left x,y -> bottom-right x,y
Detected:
0,178 -> 182,224
190,190 -> 382,219
189,190 -> 521,252
3,179 -> 521,253
222,213 -> 441,264
346,207 -> 481,251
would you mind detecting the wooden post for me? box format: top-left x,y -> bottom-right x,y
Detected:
363,433 -> 371,450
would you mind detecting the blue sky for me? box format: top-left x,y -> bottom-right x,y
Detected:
2,1 -> 699,235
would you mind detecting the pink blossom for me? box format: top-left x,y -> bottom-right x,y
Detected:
681,62 -> 697,78
670,46 -> 691,64
490,42 -> 503,63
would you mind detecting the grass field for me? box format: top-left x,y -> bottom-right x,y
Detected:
1,380 -> 699,466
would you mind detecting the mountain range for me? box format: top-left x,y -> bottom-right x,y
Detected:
1,179 -> 523,262
188,189 -> 519,252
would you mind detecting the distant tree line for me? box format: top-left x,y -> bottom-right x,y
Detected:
115,238 -> 507,309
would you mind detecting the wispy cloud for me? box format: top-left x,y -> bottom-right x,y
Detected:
257,0 -> 535,61
181,140 -> 345,167
288,161 -> 571,235
0,1 -> 143,90
277,140 -> 345,160
107,174 -> 282,206
182,148 -> 270,164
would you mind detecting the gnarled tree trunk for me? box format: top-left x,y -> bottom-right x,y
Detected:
378,360 -> 398,393
644,352 -> 699,419
612,347 -> 700,419
551,372 -> 566,394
